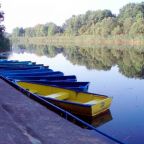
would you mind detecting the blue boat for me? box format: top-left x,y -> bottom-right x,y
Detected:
0,62 -> 35,65
0,65 -> 48,70
17,81 -> 89,91
0,60 -> 18,62
0,63 -> 44,67
2,71 -> 64,77
0,68 -> 52,73
7,75 -> 77,82
0,61 -> 36,65
0,60 -> 34,64
0,70 -> 54,76
5,72 -> 64,78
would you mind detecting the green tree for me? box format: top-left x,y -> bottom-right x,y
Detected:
130,19 -> 144,35
12,27 -> 25,37
123,18 -> 134,34
0,10 -> 4,37
112,25 -> 123,35
0,5 -> 10,52
64,10 -> 115,35
47,23 -> 60,36
63,15 -> 82,35
34,24 -> 47,36
24,27 -> 35,37
118,3 -> 144,22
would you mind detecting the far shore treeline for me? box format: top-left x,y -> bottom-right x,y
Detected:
11,2 -> 144,44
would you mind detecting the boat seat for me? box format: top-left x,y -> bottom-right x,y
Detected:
84,100 -> 98,105
44,92 -> 69,100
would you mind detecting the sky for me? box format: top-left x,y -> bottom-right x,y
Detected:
0,0 -> 143,33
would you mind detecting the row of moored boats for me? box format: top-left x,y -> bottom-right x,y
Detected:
0,60 -> 112,117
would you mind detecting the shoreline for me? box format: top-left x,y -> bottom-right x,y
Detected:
11,35 -> 144,47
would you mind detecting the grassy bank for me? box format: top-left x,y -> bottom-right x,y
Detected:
11,35 -> 144,47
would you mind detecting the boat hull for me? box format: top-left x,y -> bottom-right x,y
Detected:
17,81 -> 112,117
0,68 -> 52,73
17,81 -> 89,91
7,75 -> 77,82
2,71 -> 64,77
0,66 -> 46,70
45,96 -> 112,116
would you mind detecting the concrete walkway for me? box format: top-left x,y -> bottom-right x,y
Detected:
0,78 -> 117,144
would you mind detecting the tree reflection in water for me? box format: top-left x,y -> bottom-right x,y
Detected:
12,44 -> 144,79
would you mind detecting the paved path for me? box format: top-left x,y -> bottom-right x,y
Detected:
0,78 -> 117,144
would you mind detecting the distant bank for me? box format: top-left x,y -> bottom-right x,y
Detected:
11,35 -> 144,47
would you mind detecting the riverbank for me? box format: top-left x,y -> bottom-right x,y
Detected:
11,35 -> 144,47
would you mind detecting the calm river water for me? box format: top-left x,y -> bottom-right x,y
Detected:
7,45 -> 144,144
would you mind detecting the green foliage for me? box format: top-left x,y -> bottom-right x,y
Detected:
12,27 -> 25,37
0,6 -> 10,52
85,17 -> 118,36
117,2 -> 144,35
63,15 -> 83,35
63,10 -> 115,35
0,36 -> 10,52
129,19 -> 144,35
25,27 -> 36,37
122,18 -> 134,34
12,23 -> 62,37
118,3 -> 144,22
112,25 -> 123,35
0,10 -> 4,37
46,23 -> 61,36
34,24 -> 47,36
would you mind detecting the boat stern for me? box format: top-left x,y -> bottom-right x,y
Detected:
91,97 -> 112,116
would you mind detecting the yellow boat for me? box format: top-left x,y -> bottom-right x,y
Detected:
17,81 -> 112,117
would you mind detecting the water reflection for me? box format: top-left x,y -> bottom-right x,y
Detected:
77,109 -> 112,129
9,44 -> 144,144
42,102 -> 112,129
12,44 -> 144,79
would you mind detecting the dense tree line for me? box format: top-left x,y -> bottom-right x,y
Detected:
12,23 -> 63,37
12,2 -> 144,37
0,6 -> 10,52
